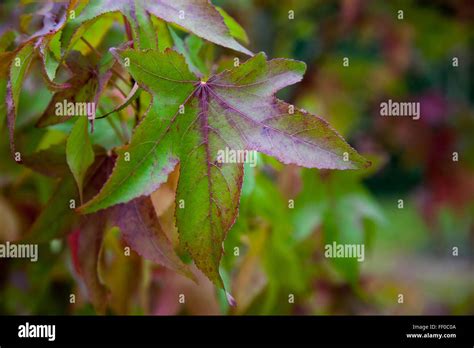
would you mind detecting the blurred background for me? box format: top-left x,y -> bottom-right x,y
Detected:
0,0 -> 473,315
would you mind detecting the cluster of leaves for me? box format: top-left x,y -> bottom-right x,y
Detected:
1,0 -> 473,316
0,0 -> 369,310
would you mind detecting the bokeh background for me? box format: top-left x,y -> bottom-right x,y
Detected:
0,0 -> 473,315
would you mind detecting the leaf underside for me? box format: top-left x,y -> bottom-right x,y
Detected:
64,0 -> 252,54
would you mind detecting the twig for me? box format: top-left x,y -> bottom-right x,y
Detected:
98,106 -> 127,144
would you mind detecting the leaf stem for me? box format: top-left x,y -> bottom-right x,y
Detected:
98,106 -> 127,144
80,37 -> 131,86
79,37 -> 137,113
123,15 -> 134,48
120,16 -> 140,126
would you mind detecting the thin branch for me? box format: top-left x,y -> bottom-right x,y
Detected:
98,106 -> 127,144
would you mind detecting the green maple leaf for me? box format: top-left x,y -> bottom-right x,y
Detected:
67,116 -> 95,203
79,49 -> 370,288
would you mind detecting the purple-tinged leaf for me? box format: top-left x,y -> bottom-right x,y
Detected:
22,143 -> 69,178
6,43 -> 35,157
69,212 -> 109,314
144,0 -> 252,55
27,1 -> 70,42
62,0 -> 252,54
111,196 -> 195,281
79,49 -> 369,289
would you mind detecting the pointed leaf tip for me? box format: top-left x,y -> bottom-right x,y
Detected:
226,291 -> 237,307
